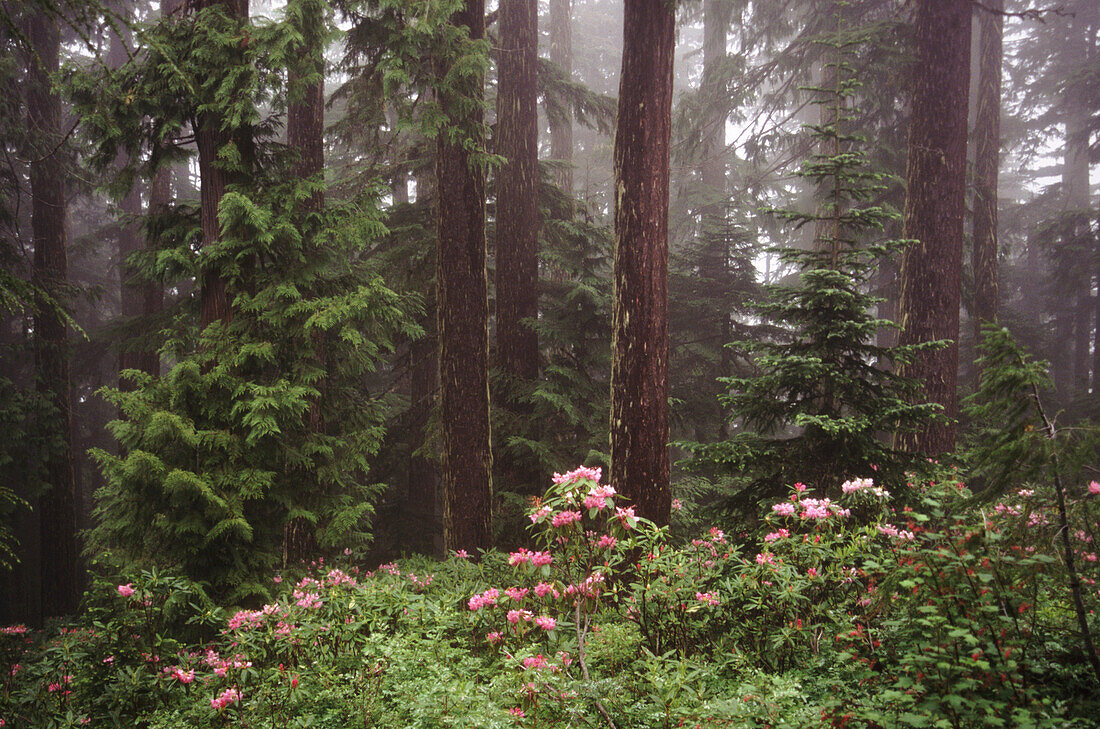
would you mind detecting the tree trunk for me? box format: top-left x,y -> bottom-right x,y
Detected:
701,0 -> 732,438
109,13 -> 160,385
548,0 -> 573,196
971,0 -> 1002,382
895,0 -> 971,456
609,0 -> 674,526
27,8 -> 80,619
194,0 -> 248,329
437,0 -> 492,554
284,0 -> 326,564
496,0 -> 539,493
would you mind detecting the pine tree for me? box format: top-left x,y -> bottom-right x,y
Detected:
687,17 -> 941,508
895,0 -> 971,455
609,0 -> 676,527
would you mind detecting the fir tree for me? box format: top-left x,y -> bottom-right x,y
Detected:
686,15 -> 941,509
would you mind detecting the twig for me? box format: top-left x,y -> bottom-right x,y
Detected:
971,1 -> 1073,22
1030,381 -> 1100,687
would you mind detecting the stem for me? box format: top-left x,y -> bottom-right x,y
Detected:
574,599 -> 617,729
1031,381 -> 1100,686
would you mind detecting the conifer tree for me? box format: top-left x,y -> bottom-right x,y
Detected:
688,19 -> 940,507
609,0 -> 675,527
27,5 -> 80,618
895,0 -> 971,455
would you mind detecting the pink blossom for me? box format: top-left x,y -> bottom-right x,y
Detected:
522,654 -> 548,670
468,588 -> 500,611
695,591 -> 719,606
596,534 -> 617,550
509,549 -> 533,566
509,707 -> 526,717
117,583 -> 135,598
551,510 -> 582,528
763,529 -> 790,542
1089,481 -> 1100,496
793,482 -> 807,493
806,567 -> 818,579
531,551 -> 553,567
552,466 -> 602,485
534,616 -> 556,631
171,668 -> 195,684
210,687 -> 241,710
505,587 -> 529,602
755,552 -> 775,566
534,582 -> 555,598
772,502 -> 796,517
671,498 -> 682,511
529,506 -> 552,523
615,506 -> 637,528
454,549 -> 470,559
273,575 -> 282,584
506,609 -> 532,624
582,484 -> 617,510
487,631 -> 504,644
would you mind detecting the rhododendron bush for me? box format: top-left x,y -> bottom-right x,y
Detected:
1,469 -> 1097,727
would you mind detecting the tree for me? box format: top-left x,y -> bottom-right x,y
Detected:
495,0 -> 539,493
27,5 -> 81,618
971,0 -> 1002,380
895,0 -> 971,455
436,0 -> 492,553
609,0 -> 675,526
548,0 -> 573,197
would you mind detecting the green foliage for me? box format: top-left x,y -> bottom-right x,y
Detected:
70,4 -> 419,602
684,22 -> 940,510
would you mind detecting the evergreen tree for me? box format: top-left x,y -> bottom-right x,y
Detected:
687,18 -> 940,509
72,2 -> 418,601
895,0 -> 971,455
609,0 -> 676,527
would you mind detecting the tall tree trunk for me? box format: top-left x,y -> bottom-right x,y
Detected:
609,0 -> 674,526
701,0 -> 732,438
548,0 -> 573,197
284,0 -> 326,564
437,0 -> 492,554
194,0 -> 248,329
27,9 -> 80,618
971,0 -> 1002,382
109,11 -> 160,385
496,0 -> 539,493
895,0 -> 971,456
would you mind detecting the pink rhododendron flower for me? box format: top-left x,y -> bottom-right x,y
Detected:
528,506 -> 552,523
171,668 -> 195,684
117,583 -> 135,598
509,707 -> 525,717
764,529 -> 790,542
615,506 -> 636,528
671,498 -> 682,511
1089,481 -> 1100,496
793,482 -> 807,493
596,534 -> 617,550
772,502 -> 796,517
210,687 -> 241,710
755,552 -> 775,566
505,587 -> 529,602
551,510 -> 582,528
506,609 -> 533,624
695,591 -> 719,606
454,549 -> 470,559
582,484 -> 617,510
534,582 -> 555,598
552,466 -> 602,485
522,654 -> 548,670
487,631 -> 504,645
806,567 -> 818,578
509,548 -> 533,566
534,616 -> 556,631
531,551 -> 553,567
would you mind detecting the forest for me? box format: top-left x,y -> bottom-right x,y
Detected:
0,0 -> 1099,726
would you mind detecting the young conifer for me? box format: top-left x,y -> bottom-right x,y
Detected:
688,9 -> 941,508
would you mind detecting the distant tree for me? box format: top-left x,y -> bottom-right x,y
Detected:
895,0 -> 971,455
609,0 -> 675,526
435,0 -> 493,553
495,0 -> 540,494
26,5 -> 81,618
547,0 -> 573,196
971,0 -> 1002,382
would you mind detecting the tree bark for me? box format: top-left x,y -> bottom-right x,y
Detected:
548,0 -> 573,197
496,0 -> 539,492
971,0 -> 1002,382
895,0 -> 971,456
437,0 -> 492,554
193,0 -> 248,329
27,8 -> 80,618
609,0 -> 674,526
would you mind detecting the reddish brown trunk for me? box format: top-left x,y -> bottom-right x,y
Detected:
896,0 -> 971,456
971,0 -> 1002,382
27,9 -> 80,618
495,0 -> 540,492
548,0 -> 573,196
287,0 -> 325,217
609,0 -> 674,526
193,0 -> 247,329
437,0 -> 492,553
